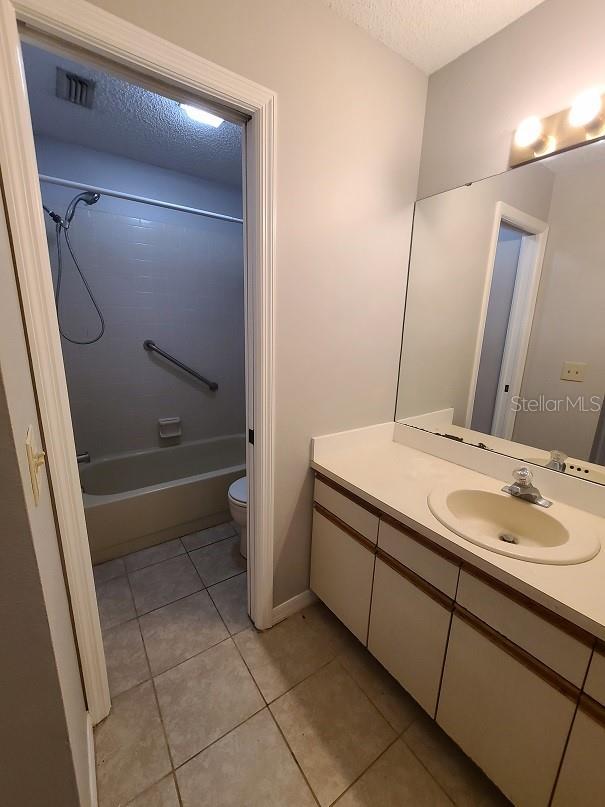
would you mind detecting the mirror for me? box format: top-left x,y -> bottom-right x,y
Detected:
396,141 -> 605,485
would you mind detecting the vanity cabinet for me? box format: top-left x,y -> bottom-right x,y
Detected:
309,472 -> 602,806
368,554 -> 452,716
552,697 -> 605,806
310,477 -> 378,643
583,642 -> 605,706
437,610 -> 578,807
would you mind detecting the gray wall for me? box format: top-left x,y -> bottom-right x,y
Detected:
419,0 -> 605,197
86,0 -> 428,605
514,160 -> 605,459
37,135 -> 245,459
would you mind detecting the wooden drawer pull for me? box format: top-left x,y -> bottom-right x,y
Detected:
455,605 -> 580,703
376,548 -> 453,611
313,503 -> 376,552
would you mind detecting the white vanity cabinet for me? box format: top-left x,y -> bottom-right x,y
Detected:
552,698 -> 605,806
310,476 -> 379,643
437,610 -> 578,807
368,553 -> 452,716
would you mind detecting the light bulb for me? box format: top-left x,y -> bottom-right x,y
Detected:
180,103 -> 224,127
569,89 -> 603,128
514,116 -> 543,149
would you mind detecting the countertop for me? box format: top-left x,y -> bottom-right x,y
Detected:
311,423 -> 605,641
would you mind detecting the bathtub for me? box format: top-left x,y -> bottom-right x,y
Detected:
80,434 -> 246,563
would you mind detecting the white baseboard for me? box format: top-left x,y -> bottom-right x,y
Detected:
87,713 -> 98,807
272,589 -> 317,624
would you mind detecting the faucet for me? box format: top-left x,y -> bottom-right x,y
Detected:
545,450 -> 567,473
502,467 -> 552,508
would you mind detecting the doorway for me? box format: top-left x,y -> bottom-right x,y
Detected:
0,0 -> 276,729
466,202 -> 549,440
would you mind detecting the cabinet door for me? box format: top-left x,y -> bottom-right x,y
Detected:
438,611 -> 578,807
552,698 -> 605,806
310,505 -> 375,643
368,555 -> 452,716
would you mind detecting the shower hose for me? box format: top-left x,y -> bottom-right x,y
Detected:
43,193 -> 105,344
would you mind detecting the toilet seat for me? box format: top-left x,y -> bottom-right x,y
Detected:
229,477 -> 247,505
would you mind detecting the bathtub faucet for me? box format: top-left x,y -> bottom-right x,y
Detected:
77,451 -> 91,464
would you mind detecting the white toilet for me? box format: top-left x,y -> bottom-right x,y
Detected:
228,476 -> 247,558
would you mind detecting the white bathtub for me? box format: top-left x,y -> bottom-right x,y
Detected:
81,434 -> 246,563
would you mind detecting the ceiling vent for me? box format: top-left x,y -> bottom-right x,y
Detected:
55,68 -> 95,109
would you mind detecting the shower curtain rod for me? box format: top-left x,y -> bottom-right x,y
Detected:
38,174 -> 244,224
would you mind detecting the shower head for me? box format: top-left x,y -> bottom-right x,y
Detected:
65,191 -> 100,224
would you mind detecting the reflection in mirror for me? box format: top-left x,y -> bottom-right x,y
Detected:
396,141 -> 605,485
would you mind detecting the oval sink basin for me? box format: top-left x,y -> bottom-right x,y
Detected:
428,482 -> 601,564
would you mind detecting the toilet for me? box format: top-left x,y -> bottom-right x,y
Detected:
228,476 -> 247,558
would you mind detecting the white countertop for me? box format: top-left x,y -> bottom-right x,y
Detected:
311,423 -> 605,640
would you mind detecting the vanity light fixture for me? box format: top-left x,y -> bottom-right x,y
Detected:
510,86 -> 605,167
180,103 -> 224,127
568,88 -> 604,134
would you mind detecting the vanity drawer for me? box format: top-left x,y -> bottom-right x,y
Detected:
584,644 -> 605,707
314,476 -> 379,544
378,515 -> 459,598
456,567 -> 593,687
368,552 -> 453,716
552,696 -> 605,806
438,609 -> 578,807
310,504 -> 375,643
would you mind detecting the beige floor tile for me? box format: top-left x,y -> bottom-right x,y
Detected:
154,637 -> 264,766
96,575 -> 136,630
129,554 -> 203,615
234,602 -> 352,702
403,713 -> 510,806
103,619 -> 150,696
189,535 -> 246,586
140,590 -> 229,675
126,775 -> 180,806
208,572 -> 251,635
338,640 -> 423,733
124,538 -> 186,573
95,681 -> 171,807
94,557 -> 126,586
182,522 -> 236,551
177,709 -> 316,807
335,739 -> 453,806
271,660 -> 396,806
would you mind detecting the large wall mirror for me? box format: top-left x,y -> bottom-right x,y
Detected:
396,140 -> 605,485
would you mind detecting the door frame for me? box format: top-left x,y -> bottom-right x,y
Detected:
0,0 -> 276,725
465,202 -> 548,439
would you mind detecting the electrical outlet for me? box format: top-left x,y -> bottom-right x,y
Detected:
561,361 -> 587,382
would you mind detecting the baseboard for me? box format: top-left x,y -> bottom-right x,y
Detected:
272,589 -> 317,624
87,713 -> 98,807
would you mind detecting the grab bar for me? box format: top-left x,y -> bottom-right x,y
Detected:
143,340 -> 218,391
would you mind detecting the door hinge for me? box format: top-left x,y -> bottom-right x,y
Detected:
248,428 -> 254,445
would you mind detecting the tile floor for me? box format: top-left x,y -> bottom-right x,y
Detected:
93,523 -> 510,807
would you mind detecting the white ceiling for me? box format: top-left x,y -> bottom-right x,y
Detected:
324,0 -> 545,74
21,42 -> 243,186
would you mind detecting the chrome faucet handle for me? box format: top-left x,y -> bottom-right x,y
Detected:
512,467 -> 533,487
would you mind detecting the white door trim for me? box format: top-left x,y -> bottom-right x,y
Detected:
465,202 -> 548,437
0,0 -> 276,725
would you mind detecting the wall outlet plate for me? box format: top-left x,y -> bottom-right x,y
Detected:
561,361 -> 587,382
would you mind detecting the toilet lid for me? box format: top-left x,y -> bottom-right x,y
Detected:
229,476 -> 247,504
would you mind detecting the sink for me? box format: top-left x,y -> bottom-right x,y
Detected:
428,481 -> 601,564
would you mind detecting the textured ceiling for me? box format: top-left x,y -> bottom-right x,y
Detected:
324,0 -> 545,74
22,42 -> 243,186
